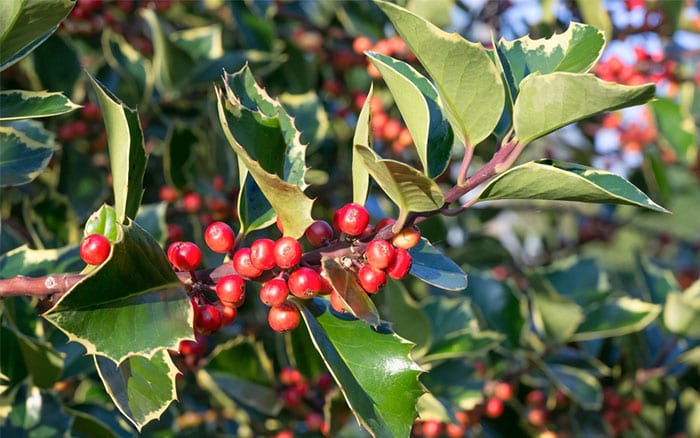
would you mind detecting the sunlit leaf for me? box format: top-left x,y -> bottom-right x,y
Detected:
0,90 -> 80,121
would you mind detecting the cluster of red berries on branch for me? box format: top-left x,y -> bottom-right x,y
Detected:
274,367 -> 334,436
602,387 -> 644,437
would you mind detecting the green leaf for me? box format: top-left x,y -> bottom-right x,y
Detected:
321,257 -> 380,327
422,329 -> 504,362
468,273 -> 525,347
95,350 -> 179,431
67,408 -> 121,438
0,90 -> 80,121
574,0 -> 612,41
650,97 -> 697,164
83,204 -> 120,242
531,290 -> 585,342
44,212 -> 192,364
408,238 -> 468,291
280,91 -> 330,148
171,25 -> 224,60
514,73 -> 655,144
135,203 -> 168,247
1,386 -> 72,436
572,297 -> 662,341
300,298 -> 424,438
0,325 -> 64,389
0,119 -> 54,187
217,66 -> 314,238
541,257 -> 608,307
664,280 -> 700,338
237,173 -> 276,234
497,22 -> 605,96
0,0 -> 74,71
366,52 -> 452,178
33,34 -> 81,97
101,29 -> 153,106
376,0 -> 504,147
352,84 -> 373,205
384,280 -> 432,356
542,363 -> 602,409
139,9 -> 195,92
355,145 -> 444,216
477,159 -> 669,213
163,123 -> 197,190
0,244 -> 79,278
88,74 -> 147,223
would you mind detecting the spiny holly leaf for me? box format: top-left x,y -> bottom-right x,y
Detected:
476,159 -> 669,213
408,238 -> 468,291
88,74 -> 147,223
0,244 -> 80,277
496,22 -> 605,97
44,209 -> 193,365
300,298 -> 425,438
366,52 -> 452,179
101,29 -> 153,107
140,9 -> 195,92
355,144 -> 444,218
321,257 -> 380,327
571,297 -> 661,341
0,90 -> 80,121
375,0 -> 504,147
95,350 -> 179,432
574,0 -> 613,41
0,119 -> 54,187
514,73 -> 655,145
0,0 -> 74,71
352,84 -> 373,206
216,65 -> 314,238
0,324 -> 64,389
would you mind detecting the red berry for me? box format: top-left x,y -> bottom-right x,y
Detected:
484,397 -> 504,418
626,398 -> 642,415
279,367 -> 304,386
250,238 -> 277,270
232,248 -> 263,278
494,382 -> 515,401
288,267 -> 322,299
603,388 -> 623,409
217,303 -> 238,326
274,237 -> 302,269
159,185 -> 179,203
305,412 -> 324,432
260,278 -> 289,306
386,248 -> 412,280
283,387 -> 304,406
182,192 -> 202,213
268,302 -> 301,332
305,220 -> 333,247
80,101 -> 101,121
316,372 -> 333,391
216,275 -> 246,307
167,223 -> 183,242
168,241 -> 202,272
329,290 -> 349,313
178,332 -> 207,356
336,203 -> 370,236
204,221 -> 235,254
195,304 -> 222,334
375,217 -> 395,231
526,389 -> 546,407
318,269 -> 333,295
445,423 -> 466,438
357,264 -> 386,293
527,407 -> 548,427
364,239 -> 396,269
421,420 -> 443,438
80,234 -> 111,265
274,430 -> 294,438
392,226 -> 421,249
72,120 -> 88,137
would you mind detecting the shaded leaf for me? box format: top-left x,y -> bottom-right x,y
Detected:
101,29 -> 153,106
44,211 -> 192,364
4,325 -> 64,389
300,298 -> 424,438
477,159 -> 669,213
171,25 -> 224,60
321,257 -> 380,327
0,0 -> 74,70
280,91 -> 330,148
355,145 -> 444,215
376,0 -> 504,147
664,280 -> 700,338
543,363 -> 602,409
34,34 -> 81,96
650,97 -> 697,164
541,257 -> 608,307
95,351 -> 179,432
572,297 -> 662,341
366,52 -> 452,178
0,90 -> 80,121
531,290 -> 584,342
384,280 -> 432,356
88,74 -> 147,223
163,123 -> 197,190
408,238 -> 468,291
0,244 -> 80,278
423,329 -> 504,362
0,386 -> 72,436
352,84 -> 373,205
0,119 -> 54,187
514,73 -> 655,144
468,273 -> 525,347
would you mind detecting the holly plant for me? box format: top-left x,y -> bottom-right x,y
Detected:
1,1 -> 699,437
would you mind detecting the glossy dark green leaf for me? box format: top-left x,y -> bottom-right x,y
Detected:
0,385 -> 72,436
514,73 -> 655,144
2,324 -> 64,389
300,298 -> 424,438
408,238 -> 468,291
572,297 -> 661,341
542,363 -> 601,409
468,273 -> 525,347
0,0 -> 74,70
366,52 -> 452,178
0,90 -> 79,121
217,65 -> 314,238
321,257 -> 380,327
0,120 -> 55,187
88,74 -> 147,223
33,34 -> 81,96
531,290 -> 584,342
95,351 -> 179,431
384,280 -> 432,356
542,257 -> 608,307
44,211 -> 192,364
477,159 -> 669,213
423,329 -> 504,362
163,123 -> 197,190
134,203 -> 167,247
0,244 -> 80,277
101,29 -> 153,106
237,173 -> 276,234
67,408 -> 120,438
280,91 -> 330,148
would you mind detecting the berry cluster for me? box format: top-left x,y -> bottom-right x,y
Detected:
274,367 -> 333,436
601,388 -> 643,437
165,202 -> 417,337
